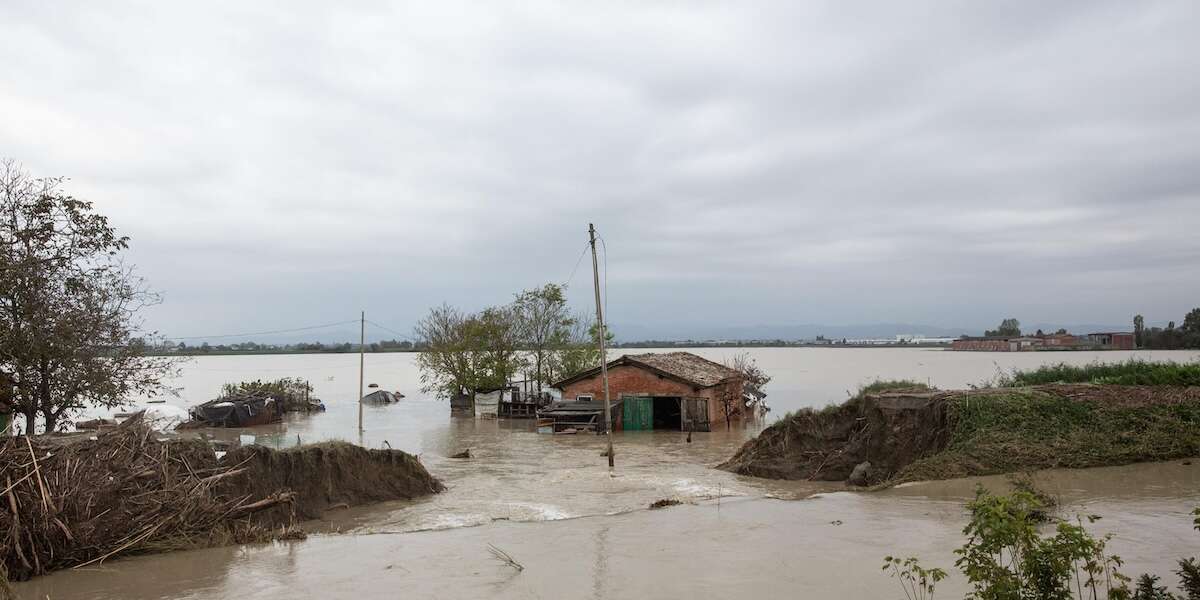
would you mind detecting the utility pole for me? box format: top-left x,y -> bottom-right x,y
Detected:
358,311 -> 365,435
589,223 -> 614,469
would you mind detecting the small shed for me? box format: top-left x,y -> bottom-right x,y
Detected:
550,352 -> 746,432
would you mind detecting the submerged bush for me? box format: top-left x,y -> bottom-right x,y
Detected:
995,360 -> 1200,387
886,487 -> 1133,600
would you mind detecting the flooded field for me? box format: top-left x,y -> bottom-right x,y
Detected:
17,348 -> 1200,598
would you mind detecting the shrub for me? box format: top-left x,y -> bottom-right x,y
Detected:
995,360 -> 1200,388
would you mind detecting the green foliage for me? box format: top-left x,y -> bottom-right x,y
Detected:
1184,309 -> 1200,336
1132,574 -> 1177,600
1006,472 -> 1058,522
995,361 -> 1200,387
899,389 -> 1200,482
882,556 -> 947,600
985,318 -> 1022,338
1177,558 -> 1200,600
954,488 -> 1130,600
856,379 -> 931,397
0,160 -> 178,433
220,377 -> 312,399
414,303 -> 525,399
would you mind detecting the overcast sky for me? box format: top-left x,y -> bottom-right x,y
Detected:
2,1 -> 1198,340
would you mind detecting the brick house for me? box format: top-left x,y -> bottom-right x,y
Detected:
551,352 -> 746,432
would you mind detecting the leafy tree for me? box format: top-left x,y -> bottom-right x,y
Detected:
1184,309 -> 1200,335
414,302 -> 527,399
467,305 -> 525,392
0,160 -> 177,432
547,316 -> 611,384
985,318 -> 1022,338
414,303 -> 480,400
513,283 -> 574,391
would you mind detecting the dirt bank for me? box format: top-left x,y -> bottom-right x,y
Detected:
0,417 -> 443,581
719,384 -> 1200,486
221,442 -> 444,523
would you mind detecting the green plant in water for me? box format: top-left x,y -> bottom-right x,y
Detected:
1132,574 -> 1178,600
955,487 -> 1131,600
882,556 -> 947,600
1178,558 -> 1200,600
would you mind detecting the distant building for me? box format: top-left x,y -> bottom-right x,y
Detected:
951,331 -> 1135,351
950,337 -> 1022,352
1086,332 -> 1135,350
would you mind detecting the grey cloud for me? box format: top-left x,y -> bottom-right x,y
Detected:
1,0 -> 1198,339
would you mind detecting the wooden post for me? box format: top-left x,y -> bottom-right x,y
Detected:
358,311 -> 365,435
589,224 -> 614,469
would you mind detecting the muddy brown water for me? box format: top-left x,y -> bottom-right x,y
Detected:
14,348 -> 1200,598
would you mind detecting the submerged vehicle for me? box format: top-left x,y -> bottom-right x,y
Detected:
362,390 -> 404,404
188,394 -> 282,427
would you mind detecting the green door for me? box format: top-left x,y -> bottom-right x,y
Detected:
622,396 -> 653,431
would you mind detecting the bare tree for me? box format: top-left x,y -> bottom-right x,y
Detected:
0,159 -> 179,432
718,352 -> 772,428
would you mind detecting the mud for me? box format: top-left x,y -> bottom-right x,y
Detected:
14,461 -> 1200,600
719,384 -> 1200,485
221,442 -> 445,523
0,419 -> 442,581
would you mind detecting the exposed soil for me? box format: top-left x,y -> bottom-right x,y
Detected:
718,388 -> 953,484
719,384 -> 1200,486
221,442 -> 444,523
0,416 -> 443,581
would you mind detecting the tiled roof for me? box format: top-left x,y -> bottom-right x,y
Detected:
624,352 -> 742,387
552,351 -> 743,389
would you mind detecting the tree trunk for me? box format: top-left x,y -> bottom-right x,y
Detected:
20,406 -> 36,435
42,410 -> 58,434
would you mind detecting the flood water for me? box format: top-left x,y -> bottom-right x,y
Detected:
16,348 -> 1200,599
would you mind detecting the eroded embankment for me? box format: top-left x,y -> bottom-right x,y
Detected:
0,418 -> 443,582
718,384 -> 1200,486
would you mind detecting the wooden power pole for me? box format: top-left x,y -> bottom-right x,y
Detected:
358,311 -> 365,434
589,224 -> 614,469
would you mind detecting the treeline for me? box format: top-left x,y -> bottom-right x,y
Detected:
415,283 -> 609,399
1134,308 -> 1200,349
158,339 -> 422,355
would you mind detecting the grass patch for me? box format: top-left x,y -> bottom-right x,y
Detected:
896,389 -> 1200,482
994,359 -> 1200,387
778,379 -> 932,421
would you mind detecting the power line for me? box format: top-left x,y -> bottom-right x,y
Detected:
563,240 -> 591,290
598,234 -> 609,321
364,319 -> 415,341
162,319 -> 361,341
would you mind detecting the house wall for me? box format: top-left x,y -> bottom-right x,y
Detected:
1110,333 -> 1135,350
559,364 -> 698,403
558,365 -> 746,428
950,339 -> 1014,352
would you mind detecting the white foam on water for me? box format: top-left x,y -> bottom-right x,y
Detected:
506,502 -> 572,521
420,513 -> 491,531
672,478 -> 732,498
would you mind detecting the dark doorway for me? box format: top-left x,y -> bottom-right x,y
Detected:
652,396 -> 682,430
